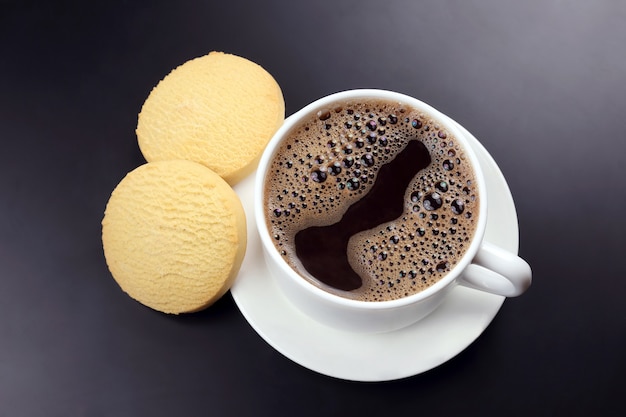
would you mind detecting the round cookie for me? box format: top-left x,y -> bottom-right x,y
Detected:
101,160 -> 247,314
136,51 -> 285,185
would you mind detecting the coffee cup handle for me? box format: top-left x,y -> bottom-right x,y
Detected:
458,241 -> 532,297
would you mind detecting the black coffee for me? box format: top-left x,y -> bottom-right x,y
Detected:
264,98 -> 479,302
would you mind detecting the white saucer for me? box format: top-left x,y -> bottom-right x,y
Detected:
231,120 -> 519,382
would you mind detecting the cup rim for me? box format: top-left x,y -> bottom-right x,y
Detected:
255,89 -> 488,310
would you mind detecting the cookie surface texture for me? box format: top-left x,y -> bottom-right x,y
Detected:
136,51 -> 285,185
102,160 -> 247,314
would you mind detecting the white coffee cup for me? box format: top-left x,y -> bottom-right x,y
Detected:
254,89 -> 531,333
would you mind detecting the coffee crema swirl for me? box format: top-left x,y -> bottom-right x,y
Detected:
264,99 -> 479,302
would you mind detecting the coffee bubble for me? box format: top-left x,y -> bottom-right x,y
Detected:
361,153 -> 375,167
423,193 -> 443,211
310,169 -> 327,183
435,181 -> 449,192
451,199 -> 465,214
346,177 -> 360,190
318,110 -> 331,121
328,162 -> 342,176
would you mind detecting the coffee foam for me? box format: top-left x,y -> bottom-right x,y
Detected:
264,99 -> 479,301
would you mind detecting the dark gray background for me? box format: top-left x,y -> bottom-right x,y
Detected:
1,1 -> 624,415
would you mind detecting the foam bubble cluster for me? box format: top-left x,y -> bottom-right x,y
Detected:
264,99 -> 479,301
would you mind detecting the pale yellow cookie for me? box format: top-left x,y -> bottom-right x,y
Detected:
101,160 -> 246,314
136,51 -> 285,185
